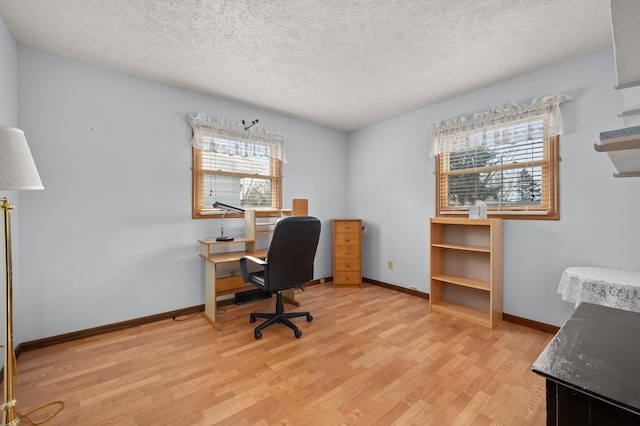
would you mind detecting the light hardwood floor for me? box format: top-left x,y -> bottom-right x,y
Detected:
12,284 -> 552,425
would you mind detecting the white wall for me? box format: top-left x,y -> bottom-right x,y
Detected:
16,47 -> 347,342
349,49 -> 640,327
0,17 -> 16,125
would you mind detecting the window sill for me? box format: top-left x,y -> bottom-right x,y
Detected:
194,209 -> 282,219
438,210 -> 558,220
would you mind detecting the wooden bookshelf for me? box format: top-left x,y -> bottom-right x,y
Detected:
429,217 -> 503,328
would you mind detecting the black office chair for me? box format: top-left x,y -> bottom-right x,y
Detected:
240,216 -> 321,339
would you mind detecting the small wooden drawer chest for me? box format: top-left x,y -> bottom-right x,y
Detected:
332,219 -> 362,287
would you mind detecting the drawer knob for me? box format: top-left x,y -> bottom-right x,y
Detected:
345,250 -> 350,254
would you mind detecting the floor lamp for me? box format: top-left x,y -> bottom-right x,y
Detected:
0,126 -> 44,426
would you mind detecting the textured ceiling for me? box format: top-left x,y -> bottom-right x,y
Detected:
0,1 -> 613,131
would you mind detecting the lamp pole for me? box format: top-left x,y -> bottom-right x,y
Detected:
1,198 -> 18,425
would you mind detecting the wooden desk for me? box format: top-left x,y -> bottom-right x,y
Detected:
200,246 -> 268,330
198,201 -> 308,330
532,303 -> 640,425
199,240 -> 299,330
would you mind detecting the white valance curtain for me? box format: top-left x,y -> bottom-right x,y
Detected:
188,113 -> 287,163
430,94 -> 572,157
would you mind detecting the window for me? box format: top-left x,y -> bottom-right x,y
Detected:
189,114 -> 285,219
431,95 -> 569,219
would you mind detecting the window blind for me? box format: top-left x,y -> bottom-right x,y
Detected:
437,118 -> 555,214
200,137 -> 280,210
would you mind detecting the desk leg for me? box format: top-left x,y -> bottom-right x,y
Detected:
203,260 -> 222,330
282,288 -> 300,307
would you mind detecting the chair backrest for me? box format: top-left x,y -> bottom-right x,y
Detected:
264,216 -> 321,291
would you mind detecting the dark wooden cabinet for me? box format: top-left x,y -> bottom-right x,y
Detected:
532,303 -> 640,425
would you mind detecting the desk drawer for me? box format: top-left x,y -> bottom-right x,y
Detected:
334,258 -> 360,271
334,233 -> 359,245
334,245 -> 360,259
334,220 -> 361,234
334,271 -> 361,286
216,275 -> 254,296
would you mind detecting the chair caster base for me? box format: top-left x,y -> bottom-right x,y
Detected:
249,292 -> 312,339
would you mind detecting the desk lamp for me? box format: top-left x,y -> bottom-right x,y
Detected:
0,126 -> 44,426
212,201 -> 244,241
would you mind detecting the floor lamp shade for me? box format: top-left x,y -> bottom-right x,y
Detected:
0,127 -> 43,190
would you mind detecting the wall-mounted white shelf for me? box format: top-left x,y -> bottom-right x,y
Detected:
618,107 -> 640,118
611,0 -> 640,90
597,2 -> 640,177
595,126 -> 640,177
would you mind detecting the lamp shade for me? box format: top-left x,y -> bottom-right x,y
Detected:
0,126 -> 43,190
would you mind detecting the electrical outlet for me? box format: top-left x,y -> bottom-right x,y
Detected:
388,260 -> 393,269
320,278 -> 325,284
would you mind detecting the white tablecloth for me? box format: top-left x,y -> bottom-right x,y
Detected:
558,267 -> 640,313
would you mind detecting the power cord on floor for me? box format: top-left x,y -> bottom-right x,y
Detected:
172,311 -> 203,321
16,401 -> 65,425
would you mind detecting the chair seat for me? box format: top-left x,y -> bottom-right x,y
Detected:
246,270 -> 265,288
